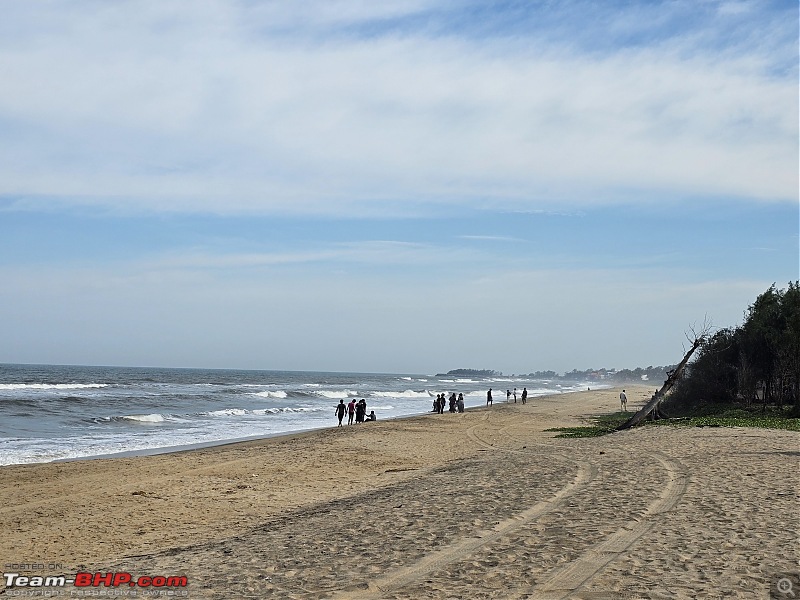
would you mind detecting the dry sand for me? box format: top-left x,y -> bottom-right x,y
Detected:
1,385 -> 797,599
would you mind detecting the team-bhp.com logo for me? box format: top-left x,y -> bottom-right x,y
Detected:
4,572 -> 188,589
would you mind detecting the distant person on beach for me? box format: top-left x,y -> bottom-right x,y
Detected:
457,393 -> 464,413
620,390 -> 628,412
347,399 -> 356,425
521,387 -> 528,404
335,400 -> 346,427
513,388 -> 517,402
507,389 -> 511,402
438,394 -> 445,414
366,410 -> 376,421
487,388 -> 493,406
449,393 -> 457,413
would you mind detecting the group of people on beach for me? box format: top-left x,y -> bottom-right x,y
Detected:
335,398 -> 376,426
337,385 -> 535,426
488,387 -> 529,406
505,387 -> 529,404
435,386 -> 531,412
433,392 -> 465,414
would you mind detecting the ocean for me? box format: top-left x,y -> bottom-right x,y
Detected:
0,363 -> 603,466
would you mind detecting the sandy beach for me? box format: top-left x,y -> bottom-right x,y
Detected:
2,385 -> 797,599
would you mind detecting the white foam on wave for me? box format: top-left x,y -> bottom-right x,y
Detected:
372,390 -> 431,399
252,406 -> 327,415
204,408 -> 249,417
530,387 -> 560,396
253,390 -> 288,399
315,390 -> 356,399
0,383 -> 108,391
121,413 -> 165,423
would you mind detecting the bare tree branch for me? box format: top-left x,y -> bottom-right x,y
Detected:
617,322 -> 710,430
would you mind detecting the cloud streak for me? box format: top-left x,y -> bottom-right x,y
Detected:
0,0 -> 796,216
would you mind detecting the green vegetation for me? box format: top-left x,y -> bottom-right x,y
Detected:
526,365 -> 675,383
436,369 -> 501,377
545,412 -> 631,438
547,406 -> 799,438
664,282 -> 800,417
651,406 -> 800,432
436,366 -> 678,382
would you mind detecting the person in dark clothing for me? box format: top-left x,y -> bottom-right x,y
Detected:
335,400 -> 346,427
356,398 -> 366,423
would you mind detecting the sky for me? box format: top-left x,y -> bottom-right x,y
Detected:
0,0 -> 797,375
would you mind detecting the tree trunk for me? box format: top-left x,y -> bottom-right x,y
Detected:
617,336 -> 704,431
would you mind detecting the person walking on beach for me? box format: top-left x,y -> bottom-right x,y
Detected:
513,388 -> 517,402
457,393 -> 464,413
347,399 -> 356,425
521,387 -> 528,404
335,400 -> 346,427
487,388 -> 493,406
620,390 -> 628,412
507,389 -> 511,402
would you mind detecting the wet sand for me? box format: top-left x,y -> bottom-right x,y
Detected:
2,385 -> 797,598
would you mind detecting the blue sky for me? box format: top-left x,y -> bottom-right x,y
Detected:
1,0 -> 797,374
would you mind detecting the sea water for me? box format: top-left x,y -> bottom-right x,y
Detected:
0,363 -> 603,465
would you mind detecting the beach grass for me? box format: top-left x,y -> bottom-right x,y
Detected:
545,411 -> 631,438
546,406 -> 800,437
652,406 -> 800,432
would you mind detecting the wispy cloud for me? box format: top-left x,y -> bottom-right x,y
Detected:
458,235 -> 523,243
132,240 -> 478,272
0,0 -> 796,217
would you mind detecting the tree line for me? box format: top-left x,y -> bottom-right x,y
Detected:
664,282 -> 800,415
524,366 -> 675,383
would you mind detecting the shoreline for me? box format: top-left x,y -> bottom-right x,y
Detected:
34,385 -> 613,466
3,384 -> 794,598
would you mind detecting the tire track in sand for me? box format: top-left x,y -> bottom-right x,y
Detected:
332,414 -> 598,600
332,458 -> 598,600
466,416 -> 529,455
466,414 -> 562,455
508,451 -> 689,600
